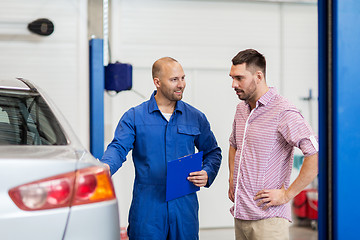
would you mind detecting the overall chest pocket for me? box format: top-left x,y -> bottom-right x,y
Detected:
176,125 -> 200,155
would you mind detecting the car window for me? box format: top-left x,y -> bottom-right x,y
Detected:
0,107 -> 10,123
0,90 -> 67,145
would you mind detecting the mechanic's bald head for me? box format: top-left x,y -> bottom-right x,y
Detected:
152,57 -> 179,80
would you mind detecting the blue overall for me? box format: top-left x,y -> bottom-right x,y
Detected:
101,91 -> 222,240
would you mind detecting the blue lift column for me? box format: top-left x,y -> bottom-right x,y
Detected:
89,38 -> 104,160
318,1 -> 360,239
333,1 -> 360,239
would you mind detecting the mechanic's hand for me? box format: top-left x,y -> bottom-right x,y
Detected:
187,170 -> 208,187
228,178 -> 234,202
254,185 -> 290,210
103,163 -> 111,175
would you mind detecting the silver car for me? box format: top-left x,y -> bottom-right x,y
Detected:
0,78 -> 120,239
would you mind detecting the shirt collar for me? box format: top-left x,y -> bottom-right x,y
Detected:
256,87 -> 277,107
148,90 -> 184,114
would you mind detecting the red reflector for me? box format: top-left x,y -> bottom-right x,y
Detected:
76,174 -> 97,199
48,180 -> 71,205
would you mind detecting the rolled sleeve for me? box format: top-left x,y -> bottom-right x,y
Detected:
278,110 -> 318,156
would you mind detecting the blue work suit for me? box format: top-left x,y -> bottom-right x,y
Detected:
101,91 -> 222,240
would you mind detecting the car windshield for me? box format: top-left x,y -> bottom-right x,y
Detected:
0,90 -> 67,145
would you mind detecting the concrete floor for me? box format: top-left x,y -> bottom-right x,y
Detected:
199,224 -> 318,240
119,223 -> 317,239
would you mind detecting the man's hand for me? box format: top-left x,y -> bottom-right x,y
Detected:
228,178 -> 234,202
187,170 -> 208,187
103,163 -> 111,175
253,185 -> 290,210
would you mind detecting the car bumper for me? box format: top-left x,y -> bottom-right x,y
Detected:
64,199 -> 120,240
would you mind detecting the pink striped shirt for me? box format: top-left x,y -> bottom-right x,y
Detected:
229,87 -> 318,222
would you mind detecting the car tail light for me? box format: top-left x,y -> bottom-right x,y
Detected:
8,166 -> 116,211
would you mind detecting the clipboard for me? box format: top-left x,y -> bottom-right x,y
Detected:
166,151 -> 203,201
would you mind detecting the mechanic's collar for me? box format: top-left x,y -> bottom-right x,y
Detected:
148,90 -> 183,114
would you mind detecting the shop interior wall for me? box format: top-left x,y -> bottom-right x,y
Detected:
0,0 -> 89,146
106,0 -> 318,228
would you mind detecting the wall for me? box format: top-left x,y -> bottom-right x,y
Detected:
0,0 -> 89,146
107,0 -> 318,228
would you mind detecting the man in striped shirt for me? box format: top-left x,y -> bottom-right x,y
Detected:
228,49 -> 318,240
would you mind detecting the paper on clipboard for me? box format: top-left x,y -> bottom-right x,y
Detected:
166,151 -> 203,201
